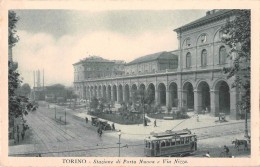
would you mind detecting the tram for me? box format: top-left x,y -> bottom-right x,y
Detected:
144,129 -> 197,157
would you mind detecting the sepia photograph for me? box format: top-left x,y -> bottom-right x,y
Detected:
1,1 -> 259,166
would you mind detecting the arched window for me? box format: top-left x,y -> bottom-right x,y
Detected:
186,52 -> 191,68
219,46 -> 227,64
201,49 -> 207,66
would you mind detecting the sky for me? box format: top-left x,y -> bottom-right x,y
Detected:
12,10 -> 207,87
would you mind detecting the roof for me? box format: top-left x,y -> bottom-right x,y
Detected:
73,56 -> 114,65
174,9 -> 234,32
127,51 -> 178,65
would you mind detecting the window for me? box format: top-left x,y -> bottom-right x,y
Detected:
186,52 -> 191,68
219,46 -> 227,64
201,49 -> 207,66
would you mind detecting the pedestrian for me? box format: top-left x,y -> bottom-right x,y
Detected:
154,119 -> 157,127
224,145 -> 230,156
196,114 -> 199,122
97,128 -> 102,136
85,117 -> 88,124
21,130 -> 25,140
112,123 -> 115,131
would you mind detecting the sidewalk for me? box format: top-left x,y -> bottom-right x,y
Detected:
74,111 -> 247,140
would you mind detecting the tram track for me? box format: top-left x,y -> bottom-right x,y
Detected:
14,105 -> 247,157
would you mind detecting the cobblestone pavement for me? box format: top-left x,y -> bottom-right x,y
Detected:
9,104 -> 251,157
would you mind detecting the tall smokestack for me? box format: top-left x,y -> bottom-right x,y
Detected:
43,69 -> 44,89
33,71 -> 35,89
37,70 -> 41,87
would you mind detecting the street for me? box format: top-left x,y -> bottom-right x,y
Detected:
9,103 -> 250,157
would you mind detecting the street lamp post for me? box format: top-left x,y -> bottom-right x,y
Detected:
118,131 -> 121,157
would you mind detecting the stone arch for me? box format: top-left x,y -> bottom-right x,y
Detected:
107,85 -> 112,101
102,85 -> 106,99
169,82 -> 178,107
182,37 -> 191,48
98,85 -> 102,98
94,85 -> 98,97
124,84 -> 130,103
214,80 -> 230,114
183,82 -> 194,110
118,84 -> 123,103
90,86 -> 94,99
131,84 -> 138,102
139,83 -> 146,91
196,33 -> 210,46
196,81 -> 211,112
112,85 -> 117,102
158,83 -> 166,106
147,83 -> 156,104
83,86 -> 86,99
213,28 -> 222,43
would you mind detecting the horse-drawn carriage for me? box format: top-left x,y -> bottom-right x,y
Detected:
91,117 -> 99,126
91,117 -> 112,130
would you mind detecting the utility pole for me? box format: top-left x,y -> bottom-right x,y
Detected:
43,69 -> 45,100
65,109 -> 66,125
245,110 -> 248,138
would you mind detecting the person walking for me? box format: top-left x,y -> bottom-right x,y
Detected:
21,129 -> 25,140
112,123 -> 115,131
85,117 -> 88,124
196,114 -> 199,122
154,119 -> 157,127
224,145 -> 230,157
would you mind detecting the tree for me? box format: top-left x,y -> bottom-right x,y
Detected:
16,83 -> 31,97
8,11 -> 37,127
90,97 -> 99,111
221,10 -> 250,114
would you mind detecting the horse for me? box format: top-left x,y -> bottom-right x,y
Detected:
232,139 -> 248,151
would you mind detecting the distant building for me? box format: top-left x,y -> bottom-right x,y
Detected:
74,10 -> 247,120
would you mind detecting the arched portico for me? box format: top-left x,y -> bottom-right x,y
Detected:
112,85 -> 117,102
107,85 -> 111,101
118,84 -> 123,103
102,85 -> 106,99
169,82 -> 178,107
195,81 -> 210,113
210,80 -> 231,116
183,82 -> 194,110
131,84 -> 138,102
147,83 -> 156,104
124,84 -> 130,103
158,83 -> 166,106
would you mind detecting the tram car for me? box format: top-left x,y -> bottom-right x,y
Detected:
144,129 -> 197,157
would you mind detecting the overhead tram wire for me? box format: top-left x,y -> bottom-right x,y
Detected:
171,113 -> 197,131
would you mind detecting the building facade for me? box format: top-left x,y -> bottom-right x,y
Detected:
74,10 -> 243,119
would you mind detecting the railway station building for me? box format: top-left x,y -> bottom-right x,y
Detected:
73,10 -> 244,120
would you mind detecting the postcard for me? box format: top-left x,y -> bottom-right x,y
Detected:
0,0 -> 259,166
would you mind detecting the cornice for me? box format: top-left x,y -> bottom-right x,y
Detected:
175,10 -> 235,33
